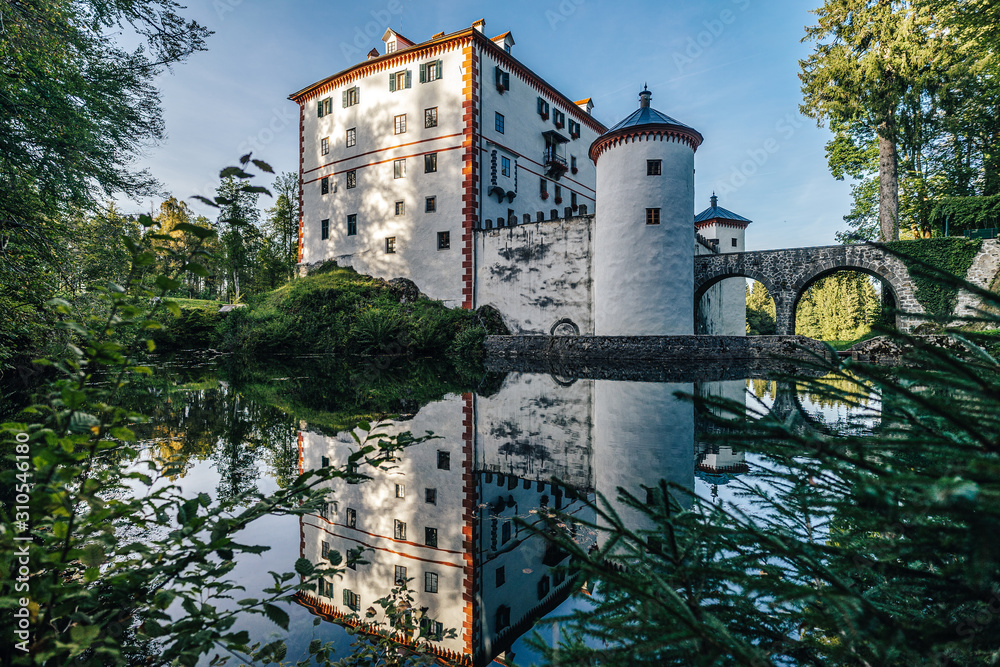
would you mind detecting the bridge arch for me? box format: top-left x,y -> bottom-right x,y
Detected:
693,244 -> 924,336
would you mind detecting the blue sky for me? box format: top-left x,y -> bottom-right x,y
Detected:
135,0 -> 851,251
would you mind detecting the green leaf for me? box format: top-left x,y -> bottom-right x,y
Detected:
191,195 -> 219,208
70,624 -> 100,647
162,299 -> 181,317
294,558 -> 314,576
252,159 -> 274,173
155,276 -> 182,292
173,222 -> 216,240
220,166 -> 253,179
262,603 -> 290,630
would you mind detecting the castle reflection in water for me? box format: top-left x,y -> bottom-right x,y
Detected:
294,373 -> 748,666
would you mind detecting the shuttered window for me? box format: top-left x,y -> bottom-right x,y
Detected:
420,60 -> 443,82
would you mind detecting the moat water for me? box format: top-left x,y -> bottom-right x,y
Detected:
124,354 -> 875,666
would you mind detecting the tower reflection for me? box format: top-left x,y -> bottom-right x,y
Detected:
294,373 -> 747,665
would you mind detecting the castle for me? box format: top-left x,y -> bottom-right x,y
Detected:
289,19 -> 751,336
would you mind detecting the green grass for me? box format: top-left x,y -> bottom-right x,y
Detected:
168,297 -> 223,311
824,330 -> 882,351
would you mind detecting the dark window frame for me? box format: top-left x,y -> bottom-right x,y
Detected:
437,231 -> 450,250
646,208 -> 661,225
425,196 -> 437,213
386,237 -> 397,254
425,153 -> 437,173
320,218 -> 329,240
346,127 -> 356,147
347,214 -> 357,236
495,112 -> 505,134
647,159 -> 662,176
425,107 -> 438,128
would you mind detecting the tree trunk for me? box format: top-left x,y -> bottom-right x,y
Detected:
878,117 -> 899,241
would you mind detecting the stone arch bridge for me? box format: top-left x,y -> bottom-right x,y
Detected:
694,243 -> 925,335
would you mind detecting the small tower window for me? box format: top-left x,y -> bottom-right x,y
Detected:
394,201 -> 404,216
646,208 -> 661,225
647,160 -> 662,175
320,219 -> 329,240
386,237 -> 396,254
437,231 -> 450,250
732,237 -> 738,247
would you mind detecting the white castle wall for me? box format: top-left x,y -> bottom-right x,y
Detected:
594,137 -> 696,335
474,372 -> 593,488
298,396 -> 469,656
474,216 -> 594,335
593,380 -> 695,537
697,223 -> 747,336
477,47 -> 600,229
299,44 -> 468,307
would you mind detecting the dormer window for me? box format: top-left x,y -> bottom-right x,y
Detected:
386,40 -> 396,54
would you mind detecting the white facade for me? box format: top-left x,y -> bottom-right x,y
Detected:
593,135 -> 696,335
291,19 -> 748,335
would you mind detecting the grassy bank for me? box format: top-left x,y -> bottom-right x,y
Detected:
153,263 -> 507,360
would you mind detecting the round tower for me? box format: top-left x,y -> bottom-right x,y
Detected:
590,86 -> 704,335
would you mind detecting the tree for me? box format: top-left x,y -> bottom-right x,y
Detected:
265,172 -> 300,282
801,1 -> 940,241
0,0 -> 210,369
215,176 -> 262,302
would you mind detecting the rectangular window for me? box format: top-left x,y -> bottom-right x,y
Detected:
394,200 -> 405,216
495,566 -> 505,587
420,60 -> 442,82
571,155 -> 578,172
437,451 -> 450,470
538,575 -> 551,599
571,192 -> 578,209
321,540 -> 330,559
321,176 -> 329,195
424,153 -> 437,173
494,66 -> 510,92
732,237 -> 738,247
425,107 -> 438,128
553,109 -> 565,129
318,97 -> 332,118
568,118 -> 580,139
540,178 -> 548,197
555,185 -> 562,203
346,170 -> 356,189
501,156 -> 510,177
389,69 -> 411,91
501,521 -> 511,544
385,237 -> 396,254
394,565 -> 407,585
346,547 -> 358,570
386,40 -> 396,54
347,128 -> 356,147
394,159 -> 406,179
437,231 -> 450,250
321,456 -> 329,468
537,96 -> 550,119
496,605 -> 510,630
495,112 -> 505,134
394,114 -> 406,134
395,483 -> 405,498
425,196 -> 437,213
424,571 -> 438,594
347,214 -> 357,236
647,159 -> 662,175
425,488 -> 437,504
346,507 -> 356,528
646,208 -> 661,225
343,86 -> 359,108
321,218 -> 329,240
321,137 -> 329,155
343,589 -> 360,611
394,519 -> 406,540
425,527 -> 438,548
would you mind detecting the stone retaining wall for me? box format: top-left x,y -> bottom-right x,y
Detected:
484,334 -> 833,363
